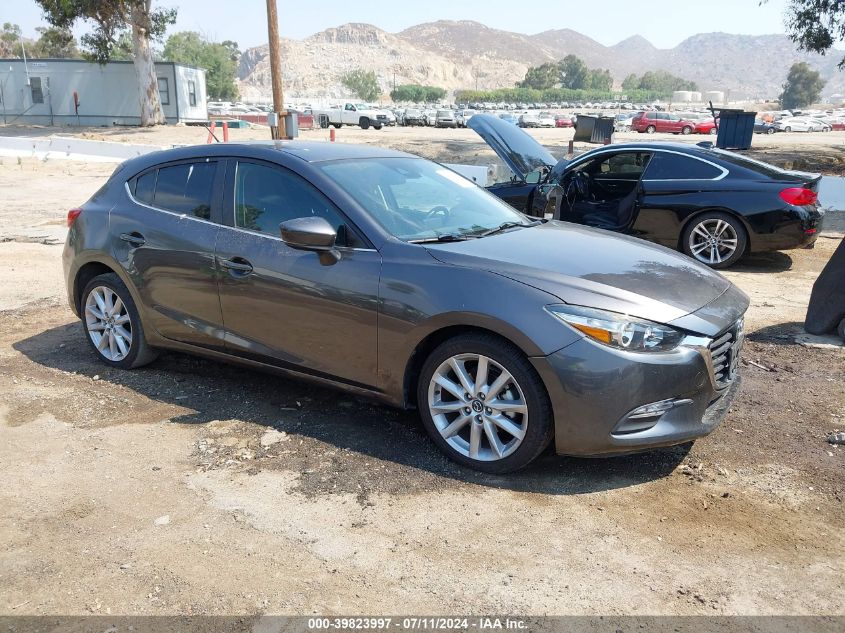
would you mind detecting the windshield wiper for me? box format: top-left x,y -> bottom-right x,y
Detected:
477,219 -> 543,238
408,233 -> 469,244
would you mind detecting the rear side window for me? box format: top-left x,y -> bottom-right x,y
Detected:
129,161 -> 216,219
134,170 -> 156,205
644,153 -> 723,180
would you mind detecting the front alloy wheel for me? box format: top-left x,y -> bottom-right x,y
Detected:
428,353 -> 528,462
417,333 -> 553,472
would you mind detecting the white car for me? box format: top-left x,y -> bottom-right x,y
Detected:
537,112 -> 556,127
775,117 -> 822,132
455,109 -> 477,128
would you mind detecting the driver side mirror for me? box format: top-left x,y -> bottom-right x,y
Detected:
279,216 -> 341,265
525,169 -> 542,184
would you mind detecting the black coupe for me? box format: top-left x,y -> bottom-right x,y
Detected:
470,114 -> 823,268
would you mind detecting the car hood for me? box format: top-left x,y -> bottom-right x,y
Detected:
468,113 -> 558,180
425,222 -> 745,334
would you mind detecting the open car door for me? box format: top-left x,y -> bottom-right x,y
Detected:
553,151 -> 652,232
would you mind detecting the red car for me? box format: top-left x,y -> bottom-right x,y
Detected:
694,118 -> 718,135
631,111 -> 697,135
555,115 -> 573,128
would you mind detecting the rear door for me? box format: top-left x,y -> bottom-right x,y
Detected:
214,158 -> 381,387
635,150 -> 727,245
111,159 -> 225,349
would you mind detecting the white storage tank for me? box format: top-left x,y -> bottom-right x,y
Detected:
704,91 -> 725,104
689,91 -> 702,102
672,90 -> 692,103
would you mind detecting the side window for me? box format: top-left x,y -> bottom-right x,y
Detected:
157,77 -> 170,106
188,80 -> 197,107
133,170 -> 157,205
644,153 -> 723,180
30,77 -> 44,104
234,162 -> 363,248
151,162 -> 216,218
597,153 -> 652,176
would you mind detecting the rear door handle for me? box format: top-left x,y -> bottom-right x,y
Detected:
119,232 -> 146,247
220,258 -> 254,275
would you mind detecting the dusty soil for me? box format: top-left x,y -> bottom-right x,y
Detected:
0,130 -> 843,617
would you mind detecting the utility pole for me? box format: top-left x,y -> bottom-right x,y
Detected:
266,0 -> 286,139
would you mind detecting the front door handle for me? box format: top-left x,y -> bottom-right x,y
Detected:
220,257 -> 254,275
119,232 -> 146,247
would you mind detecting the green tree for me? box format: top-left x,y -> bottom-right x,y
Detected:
34,0 -> 177,126
163,31 -> 240,100
390,84 -> 445,102
587,68 -> 613,91
637,70 -> 697,92
779,0 -> 845,67
517,62 -> 560,90
0,23 -> 28,57
780,62 -> 826,109
32,26 -> 79,58
621,73 -> 640,91
559,55 -> 589,89
341,69 -> 381,102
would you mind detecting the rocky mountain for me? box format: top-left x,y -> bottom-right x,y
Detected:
236,20 -> 845,102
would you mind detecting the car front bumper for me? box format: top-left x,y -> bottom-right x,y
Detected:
531,335 -> 741,456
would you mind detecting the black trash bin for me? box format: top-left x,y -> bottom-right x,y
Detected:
714,108 -> 756,150
574,115 -> 614,144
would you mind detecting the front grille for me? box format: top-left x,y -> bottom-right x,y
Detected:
709,319 -> 745,389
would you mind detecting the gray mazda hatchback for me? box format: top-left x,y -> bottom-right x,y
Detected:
63,141 -> 749,472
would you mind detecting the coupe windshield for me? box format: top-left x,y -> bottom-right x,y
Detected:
319,158 -> 531,242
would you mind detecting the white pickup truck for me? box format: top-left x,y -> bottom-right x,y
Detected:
313,103 -> 393,130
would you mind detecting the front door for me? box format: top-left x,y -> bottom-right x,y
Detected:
215,159 -> 381,388
110,159 -> 225,349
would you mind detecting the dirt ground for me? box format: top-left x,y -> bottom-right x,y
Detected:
0,126 -> 843,617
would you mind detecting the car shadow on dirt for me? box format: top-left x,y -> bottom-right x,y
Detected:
15,321 -> 691,498
728,251 -> 794,273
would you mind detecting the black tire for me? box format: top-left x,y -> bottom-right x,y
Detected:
359,117 -> 370,130
767,127 -> 775,135
373,123 -> 383,130
785,126 -> 792,133
838,318 -> 845,342
332,123 -> 341,129
646,125 -> 656,134
681,126 -> 692,135
681,211 -> 748,269
416,333 -> 554,473
80,273 -> 158,369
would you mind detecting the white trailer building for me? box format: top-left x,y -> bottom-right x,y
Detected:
0,59 -> 207,126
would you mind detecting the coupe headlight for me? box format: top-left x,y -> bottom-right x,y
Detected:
547,305 -> 684,352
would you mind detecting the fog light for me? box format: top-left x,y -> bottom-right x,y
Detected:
613,398 -> 694,435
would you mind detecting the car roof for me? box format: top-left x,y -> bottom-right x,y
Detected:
118,141 -> 415,176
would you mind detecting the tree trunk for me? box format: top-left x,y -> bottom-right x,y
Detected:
130,2 -> 164,126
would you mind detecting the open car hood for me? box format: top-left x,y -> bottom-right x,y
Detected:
468,114 -> 558,181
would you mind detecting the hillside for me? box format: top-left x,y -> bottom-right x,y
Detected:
236,20 -> 845,102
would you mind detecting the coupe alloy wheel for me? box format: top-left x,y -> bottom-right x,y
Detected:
427,353 -> 528,462
688,219 -> 739,266
85,285 -> 133,362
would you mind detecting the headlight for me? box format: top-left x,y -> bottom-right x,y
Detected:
547,305 -> 684,352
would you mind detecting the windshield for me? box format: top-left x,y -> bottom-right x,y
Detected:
319,158 -> 530,242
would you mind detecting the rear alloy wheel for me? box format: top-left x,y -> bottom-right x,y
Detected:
682,212 -> 747,269
417,334 -> 553,473
81,273 -> 158,369
646,125 -> 656,134
785,126 -> 792,133
682,126 -> 692,135
767,127 -> 775,135
709,127 -> 718,135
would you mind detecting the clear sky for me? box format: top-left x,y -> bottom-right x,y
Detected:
6,0 -> 791,50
